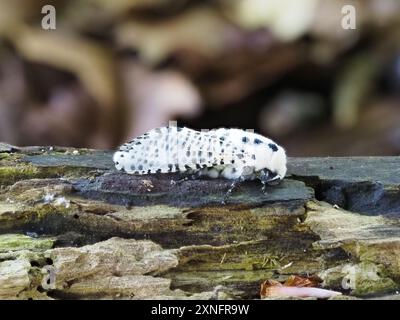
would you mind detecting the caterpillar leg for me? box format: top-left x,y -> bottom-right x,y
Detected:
170,171 -> 202,185
261,182 -> 267,194
222,177 -> 244,204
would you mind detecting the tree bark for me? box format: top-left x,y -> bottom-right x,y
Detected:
0,146 -> 399,299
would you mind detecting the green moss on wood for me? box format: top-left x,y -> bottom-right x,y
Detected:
0,234 -> 54,252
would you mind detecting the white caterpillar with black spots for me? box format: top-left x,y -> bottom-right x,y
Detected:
113,126 -> 287,197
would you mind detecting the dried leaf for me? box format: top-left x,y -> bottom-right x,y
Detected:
121,62 -> 201,139
223,0 -> 318,41
283,275 -> 321,287
260,279 -> 282,297
12,25 -> 117,108
86,0 -> 182,15
333,54 -> 378,129
116,8 -> 237,65
260,275 -> 340,299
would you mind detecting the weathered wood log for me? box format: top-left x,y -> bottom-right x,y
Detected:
0,145 -> 399,299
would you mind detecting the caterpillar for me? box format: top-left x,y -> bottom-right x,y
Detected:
113,126 -> 287,199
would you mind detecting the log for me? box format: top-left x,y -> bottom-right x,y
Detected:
0,145 -> 399,299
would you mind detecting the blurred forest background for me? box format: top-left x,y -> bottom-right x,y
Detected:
0,0 -> 399,156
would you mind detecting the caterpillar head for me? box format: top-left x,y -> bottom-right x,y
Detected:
256,143 -> 287,184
